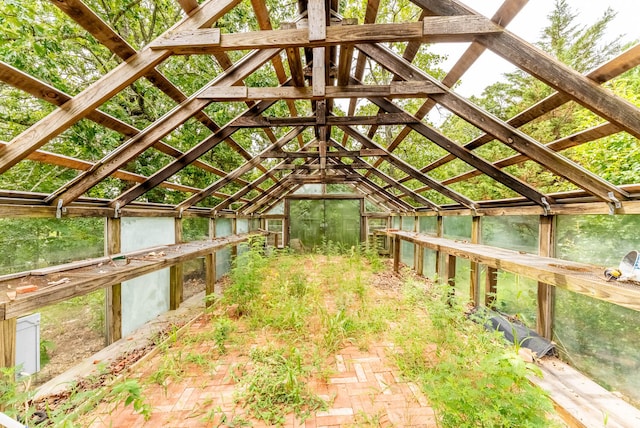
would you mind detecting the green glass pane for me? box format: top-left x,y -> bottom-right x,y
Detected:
443,216 -> 471,240
324,200 -> 361,248
289,200 -> 325,249
481,215 -> 538,253
289,199 -> 361,250
554,214 -> 640,404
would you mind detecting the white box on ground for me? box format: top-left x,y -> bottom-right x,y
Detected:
16,313 -> 41,376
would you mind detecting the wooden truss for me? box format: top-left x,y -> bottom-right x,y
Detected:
0,0 -> 639,217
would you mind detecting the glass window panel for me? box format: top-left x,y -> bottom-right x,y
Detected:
443,216 -> 471,240
419,216 -> 437,235
182,217 -> 209,242
481,215 -> 538,253
0,218 -> 104,275
215,218 -> 233,237
554,214 -> 640,404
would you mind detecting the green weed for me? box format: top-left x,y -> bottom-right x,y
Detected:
234,346 -> 326,425
213,316 -> 235,354
107,379 -> 151,421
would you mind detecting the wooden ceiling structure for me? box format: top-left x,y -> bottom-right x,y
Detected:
1,0 -> 640,218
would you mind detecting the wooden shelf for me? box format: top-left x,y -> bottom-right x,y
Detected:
386,230 -> 640,312
0,233 -> 265,320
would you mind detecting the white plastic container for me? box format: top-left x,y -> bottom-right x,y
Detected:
15,313 -> 40,377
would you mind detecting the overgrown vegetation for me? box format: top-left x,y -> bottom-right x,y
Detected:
394,278 -> 558,427
0,242 -> 559,426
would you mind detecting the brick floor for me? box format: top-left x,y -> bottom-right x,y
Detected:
85,319 -> 437,427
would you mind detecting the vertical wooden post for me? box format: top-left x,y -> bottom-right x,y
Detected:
0,318 -> 16,370
284,198 -> 290,247
231,217 -> 238,258
416,246 -> 424,276
387,216 -> 393,256
170,217 -> 184,310
537,215 -> 556,339
469,216 -> 481,305
414,215 -> 423,275
485,267 -> 498,309
393,235 -> 401,273
435,215 -> 443,278
360,199 -> 366,244
445,254 -> 456,288
205,218 -> 217,307
105,217 -> 122,345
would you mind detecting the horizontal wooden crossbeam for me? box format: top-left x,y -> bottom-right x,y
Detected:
151,16 -> 502,53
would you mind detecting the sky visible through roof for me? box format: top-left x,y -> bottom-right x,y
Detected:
433,0 -> 639,98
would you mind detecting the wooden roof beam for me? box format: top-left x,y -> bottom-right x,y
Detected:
411,0 -> 640,140
327,139 -> 438,210
0,142 -> 227,197
0,60 -> 252,191
441,122 -> 622,186
343,0 -> 380,132
175,127 -> 305,211
232,112 -> 423,127
341,121 -> 481,209
357,43 -> 628,204
151,17 -> 502,53
110,96 -> 278,209
198,82 -> 443,101
0,0 -> 241,174
250,0 -> 306,148
213,140 -> 317,212
415,43 -> 640,176
176,0 -> 199,15
47,48 -> 279,207
366,0 -> 527,170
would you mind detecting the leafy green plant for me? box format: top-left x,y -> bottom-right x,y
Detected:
321,309 -> 356,353
393,281 -> 559,428
40,339 -> 55,367
108,379 -> 152,421
224,237 -> 269,315
234,346 -> 326,425
213,316 -> 235,354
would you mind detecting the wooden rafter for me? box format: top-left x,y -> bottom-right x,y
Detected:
0,61 -> 254,192
411,0 -> 640,140
367,0 -> 527,169
357,43 -> 628,204
46,48 -> 280,207
412,43 -> 640,177
175,127 -> 306,210
0,0 -> 242,174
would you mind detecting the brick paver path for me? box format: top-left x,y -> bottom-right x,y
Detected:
86,315 -> 437,427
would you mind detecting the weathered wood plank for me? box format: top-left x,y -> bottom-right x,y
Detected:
105,216 -> 121,345
417,44 -> 640,176
151,17 -> 503,53
532,358 -> 640,428
388,230 -> 640,312
231,112 -> 420,127
411,0 -> 640,140
0,318 -> 16,370
0,0 -> 242,174
0,233 -> 266,320
368,0 -> 527,172
537,215 -> 555,339
199,83 -> 443,100
50,49 -> 279,207
0,61 -> 244,188
175,127 -> 304,210
357,44 -> 626,204
177,0 -> 199,14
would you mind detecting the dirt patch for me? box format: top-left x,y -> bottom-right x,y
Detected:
35,301 -> 104,386
34,277 -> 206,387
